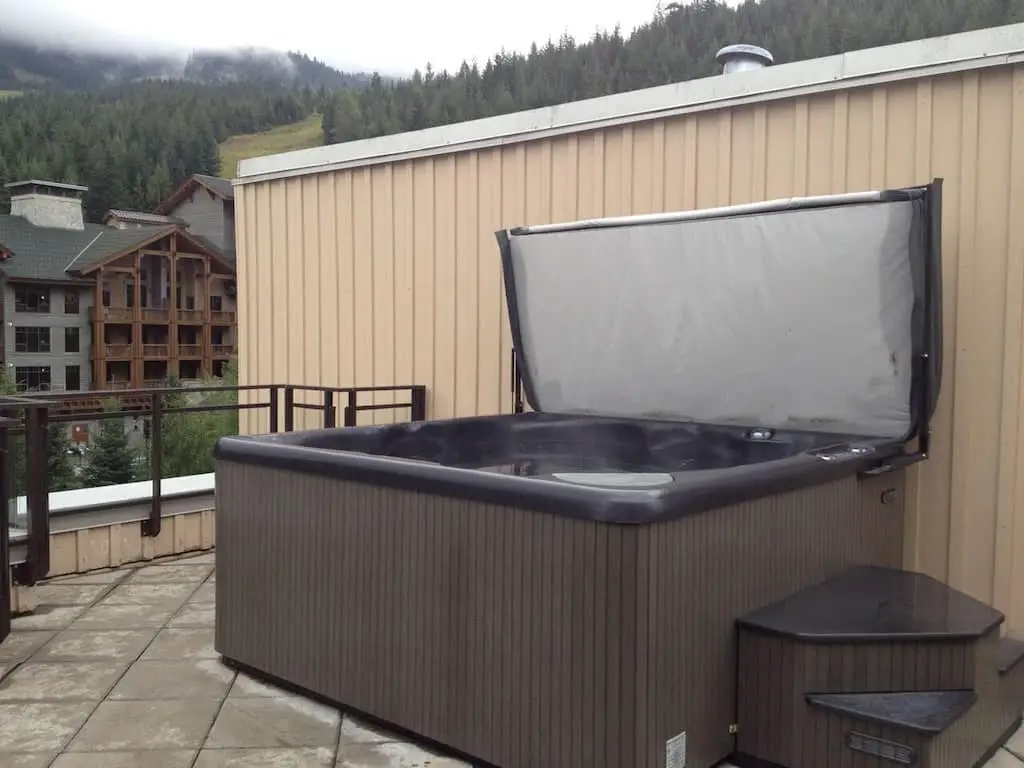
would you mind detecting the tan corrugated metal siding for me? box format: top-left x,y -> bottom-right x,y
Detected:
234,63 -> 1024,630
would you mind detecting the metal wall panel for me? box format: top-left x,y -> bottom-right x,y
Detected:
234,64 -> 1024,630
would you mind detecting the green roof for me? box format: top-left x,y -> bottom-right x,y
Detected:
0,215 -> 172,281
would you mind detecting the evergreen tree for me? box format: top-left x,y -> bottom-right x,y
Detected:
82,402 -> 138,488
47,424 -> 80,492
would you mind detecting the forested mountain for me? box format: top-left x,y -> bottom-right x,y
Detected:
0,83 -> 321,221
0,34 -> 368,91
4,0 -> 1024,223
323,0 -> 1024,143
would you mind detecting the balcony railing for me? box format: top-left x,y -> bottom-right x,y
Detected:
210,310 -> 236,324
143,344 -> 169,357
104,343 -> 132,358
177,309 -> 204,323
104,381 -> 131,390
0,382 -> 428,586
178,344 -> 202,357
212,344 -> 235,357
142,308 -> 171,323
92,306 -> 133,323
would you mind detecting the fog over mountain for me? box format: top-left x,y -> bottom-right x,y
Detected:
0,0 -> 661,76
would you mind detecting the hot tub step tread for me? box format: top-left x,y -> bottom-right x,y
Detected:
805,690 -> 977,734
997,635 -> 1024,675
737,565 -> 1004,642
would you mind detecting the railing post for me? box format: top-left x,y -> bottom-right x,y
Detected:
144,392 -> 162,538
410,386 -> 427,421
323,391 -> 336,429
343,390 -> 357,427
23,405 -> 50,583
268,386 -> 280,432
0,418 -> 8,640
283,387 -> 294,432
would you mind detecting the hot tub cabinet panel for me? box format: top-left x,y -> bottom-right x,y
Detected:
215,461 -> 904,768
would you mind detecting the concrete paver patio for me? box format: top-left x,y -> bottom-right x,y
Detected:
2,551 -> 1023,767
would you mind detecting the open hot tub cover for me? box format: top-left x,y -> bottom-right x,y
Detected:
499,184 -> 942,440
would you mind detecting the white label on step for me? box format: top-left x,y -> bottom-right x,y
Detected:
666,731 -> 686,768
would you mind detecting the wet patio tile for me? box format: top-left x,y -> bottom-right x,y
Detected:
334,741 -> 470,768
109,659 -> 234,700
178,552 -> 216,565
194,747 -> 334,767
141,627 -> 217,660
51,750 -> 197,767
66,699 -> 222,751
0,701 -> 95,752
0,661 -> 127,701
69,602 -> 177,630
11,605 -> 87,631
131,564 -> 214,583
48,570 -> 128,586
33,583 -> 109,606
338,715 -> 401,746
3,755 -> 56,767
0,630 -> 54,663
34,629 -> 157,662
205,696 -> 340,749
103,582 -> 197,606
188,583 -> 216,603
227,672 -> 294,698
168,603 -> 215,627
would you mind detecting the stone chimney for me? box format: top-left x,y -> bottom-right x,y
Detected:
5,180 -> 88,231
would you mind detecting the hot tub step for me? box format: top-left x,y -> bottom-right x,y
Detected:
805,690 -> 975,735
737,565 -> 1004,644
997,635 -> 1024,675
999,635 -> 1024,720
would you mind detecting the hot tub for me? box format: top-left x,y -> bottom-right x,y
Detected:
214,181 -> 946,768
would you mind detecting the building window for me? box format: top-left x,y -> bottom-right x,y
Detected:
14,327 -> 51,353
211,328 -> 225,345
65,327 -> 80,353
65,365 -> 81,391
210,295 -> 223,311
64,291 -> 80,314
14,286 -> 50,313
126,280 -> 135,308
15,366 -> 51,392
102,288 -> 111,307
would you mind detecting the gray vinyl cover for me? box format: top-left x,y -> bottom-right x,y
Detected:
505,199 -> 922,438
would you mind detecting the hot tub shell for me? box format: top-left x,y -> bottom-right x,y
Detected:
211,181 -> 1022,768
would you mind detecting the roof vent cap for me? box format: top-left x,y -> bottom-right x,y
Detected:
715,44 -> 774,74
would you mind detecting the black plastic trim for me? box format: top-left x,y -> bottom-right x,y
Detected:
214,419 -> 899,526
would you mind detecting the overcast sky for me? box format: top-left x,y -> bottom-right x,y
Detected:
0,0 -> 669,75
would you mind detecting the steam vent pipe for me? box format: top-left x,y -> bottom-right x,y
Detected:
715,44 -> 775,74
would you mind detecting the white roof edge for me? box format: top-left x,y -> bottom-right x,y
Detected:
235,23 -> 1024,186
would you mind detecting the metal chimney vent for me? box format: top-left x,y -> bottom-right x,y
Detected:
715,44 -> 774,74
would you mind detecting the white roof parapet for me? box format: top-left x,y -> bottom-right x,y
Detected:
236,23 -> 1024,185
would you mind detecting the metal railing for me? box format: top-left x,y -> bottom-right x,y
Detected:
0,383 -> 427,586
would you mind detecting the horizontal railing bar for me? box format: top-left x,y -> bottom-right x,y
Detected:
354,401 -> 414,412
